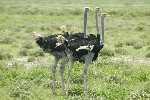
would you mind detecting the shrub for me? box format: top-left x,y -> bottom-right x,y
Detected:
101,48 -> 115,57
25,26 -> 34,33
67,85 -> 83,96
115,41 -> 124,48
19,48 -> 28,56
71,73 -> 83,84
23,42 -> 33,49
133,42 -> 143,49
0,36 -> 15,44
105,75 -> 122,84
134,72 -> 149,82
115,48 -> 129,55
135,26 -> 144,31
129,82 -> 150,99
129,90 -> 150,99
126,39 -> 144,49
107,10 -> 117,15
145,52 -> 150,58
95,84 -> 128,99
71,9 -> 82,15
9,80 -> 32,99
71,63 -> 83,84
28,49 -> 44,57
126,39 -> 137,46
0,49 -> 13,60
140,34 -> 148,39
27,56 -> 36,62
146,46 -> 150,51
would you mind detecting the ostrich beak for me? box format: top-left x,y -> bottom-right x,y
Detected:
32,32 -> 43,40
102,13 -> 107,17
60,25 -> 67,33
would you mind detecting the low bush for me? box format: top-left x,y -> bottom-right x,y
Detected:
115,41 -> 124,48
68,85 -> 83,96
115,48 -> 129,55
135,26 -> 144,31
101,48 -> 115,57
9,79 -> 32,99
145,52 -> 150,58
19,48 -> 44,57
0,36 -> 15,44
28,49 -> 44,57
126,39 -> 137,46
19,48 -> 28,56
146,46 -> 150,51
71,74 -> 83,84
132,71 -> 150,82
126,39 -> 144,49
129,82 -> 150,99
27,56 -> 36,62
23,42 -> 33,49
0,49 -> 13,60
133,42 -> 143,49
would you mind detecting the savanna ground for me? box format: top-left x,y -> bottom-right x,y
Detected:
0,0 -> 150,100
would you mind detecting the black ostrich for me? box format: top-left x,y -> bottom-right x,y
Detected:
33,32 -> 69,95
66,7 -> 105,95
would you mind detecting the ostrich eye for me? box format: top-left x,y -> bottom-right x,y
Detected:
36,37 -> 45,46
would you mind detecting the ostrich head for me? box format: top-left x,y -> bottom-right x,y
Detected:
32,32 -> 43,40
60,25 -> 67,33
32,32 -> 46,50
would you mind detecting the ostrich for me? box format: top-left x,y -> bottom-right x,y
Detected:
66,7 -> 105,95
33,32 -> 69,95
33,7 -> 105,96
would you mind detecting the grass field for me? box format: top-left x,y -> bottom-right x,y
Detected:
0,0 -> 150,100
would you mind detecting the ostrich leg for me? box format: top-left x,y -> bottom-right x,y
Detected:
51,58 -> 59,95
66,54 -> 73,95
83,53 -> 94,96
59,57 -> 68,95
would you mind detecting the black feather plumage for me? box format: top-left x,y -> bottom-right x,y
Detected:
67,33 -> 103,62
35,32 -> 103,62
35,33 -> 69,58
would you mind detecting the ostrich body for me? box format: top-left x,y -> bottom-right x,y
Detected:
35,33 -> 68,54
33,32 -> 69,95
67,32 -> 103,62
66,8 -> 105,95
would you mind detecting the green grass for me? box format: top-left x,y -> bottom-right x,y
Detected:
0,62 -> 150,99
0,0 -> 150,99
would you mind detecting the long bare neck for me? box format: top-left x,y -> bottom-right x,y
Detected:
83,7 -> 89,38
101,14 -> 105,45
95,7 -> 101,43
95,8 -> 105,45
